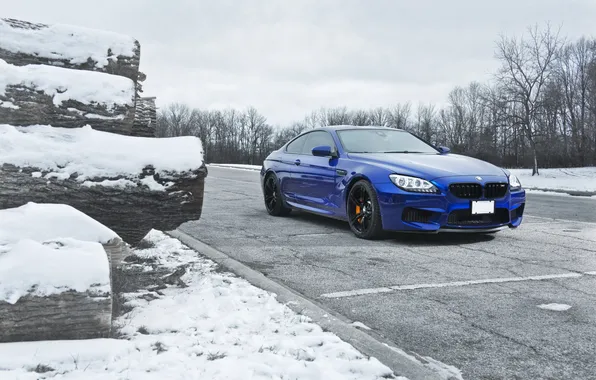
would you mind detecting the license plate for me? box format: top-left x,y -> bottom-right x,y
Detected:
471,200 -> 494,215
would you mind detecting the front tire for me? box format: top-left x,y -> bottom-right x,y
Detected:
263,173 -> 291,216
347,180 -> 383,239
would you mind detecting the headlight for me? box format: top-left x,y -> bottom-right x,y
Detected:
509,175 -> 522,191
389,174 -> 439,193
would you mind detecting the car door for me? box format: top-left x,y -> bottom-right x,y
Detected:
278,133 -> 309,201
291,131 -> 339,214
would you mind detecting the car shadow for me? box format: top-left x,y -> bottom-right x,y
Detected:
288,210 -> 497,246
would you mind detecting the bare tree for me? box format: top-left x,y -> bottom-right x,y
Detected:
495,23 -> 564,175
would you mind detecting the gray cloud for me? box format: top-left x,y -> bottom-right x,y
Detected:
2,0 -> 595,125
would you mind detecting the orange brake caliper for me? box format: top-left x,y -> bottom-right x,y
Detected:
355,203 -> 362,223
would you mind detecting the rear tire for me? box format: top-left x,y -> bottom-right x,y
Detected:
346,180 -> 383,239
263,173 -> 291,216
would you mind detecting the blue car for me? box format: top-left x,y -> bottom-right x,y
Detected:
260,125 -> 526,239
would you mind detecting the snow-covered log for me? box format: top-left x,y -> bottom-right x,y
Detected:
0,59 -> 136,134
0,211 -> 113,342
0,125 -> 207,245
0,202 -> 128,273
0,18 -> 141,82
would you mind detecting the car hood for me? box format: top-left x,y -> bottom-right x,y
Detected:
347,153 -> 507,180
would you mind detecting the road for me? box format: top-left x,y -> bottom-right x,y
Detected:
180,166 -> 596,380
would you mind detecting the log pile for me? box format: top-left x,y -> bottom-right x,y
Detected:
0,18 -> 207,344
0,17 -> 148,136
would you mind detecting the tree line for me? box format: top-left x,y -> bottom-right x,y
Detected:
157,24 -> 596,174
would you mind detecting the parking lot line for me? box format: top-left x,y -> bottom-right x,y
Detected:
320,271 -> 594,299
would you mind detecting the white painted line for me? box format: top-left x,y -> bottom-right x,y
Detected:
320,272 -> 594,299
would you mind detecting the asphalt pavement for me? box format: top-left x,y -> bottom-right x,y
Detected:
179,166 -> 596,380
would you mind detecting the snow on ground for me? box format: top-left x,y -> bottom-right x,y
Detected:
209,163 -> 262,171
537,303 -> 573,312
0,124 -> 204,190
0,59 -> 135,109
0,230 -> 399,380
0,203 -> 113,304
509,167 -> 596,193
0,18 -> 137,67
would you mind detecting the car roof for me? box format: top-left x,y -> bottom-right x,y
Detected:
315,125 -> 404,132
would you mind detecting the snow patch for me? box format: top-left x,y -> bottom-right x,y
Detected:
209,163 -> 262,171
383,343 -> 464,380
508,167 -> 596,193
352,321 -> 372,330
0,100 -> 19,109
538,303 -> 572,311
0,19 -> 137,67
0,59 -> 135,109
0,124 -> 204,189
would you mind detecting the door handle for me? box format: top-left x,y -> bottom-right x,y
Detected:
294,159 -> 301,166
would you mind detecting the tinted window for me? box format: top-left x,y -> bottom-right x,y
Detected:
336,129 -> 438,154
286,134 -> 308,154
301,131 -> 336,155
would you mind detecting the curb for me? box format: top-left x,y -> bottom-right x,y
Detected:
166,229 -> 452,380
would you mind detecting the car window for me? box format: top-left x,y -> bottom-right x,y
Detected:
301,131 -> 336,155
336,129 -> 438,154
285,134 -> 308,154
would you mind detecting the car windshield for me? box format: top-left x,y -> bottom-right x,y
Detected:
336,129 -> 439,154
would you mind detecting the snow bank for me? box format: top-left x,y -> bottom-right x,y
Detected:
0,230 -> 398,379
0,18 -> 137,67
0,59 -> 135,109
209,163 -> 262,171
0,202 -> 119,244
509,167 -> 596,193
0,124 -> 204,187
0,203 -> 114,304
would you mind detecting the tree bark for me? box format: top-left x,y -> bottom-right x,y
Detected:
0,18 -> 141,83
0,84 -> 135,135
132,97 -> 157,137
0,291 -> 112,343
0,164 -> 208,246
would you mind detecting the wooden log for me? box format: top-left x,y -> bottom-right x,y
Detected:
0,164 -> 207,246
0,291 -> 112,343
0,18 -> 141,82
0,235 -> 112,343
0,60 -> 136,134
0,124 -> 207,245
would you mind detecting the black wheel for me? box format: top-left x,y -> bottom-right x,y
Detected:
347,180 -> 383,239
263,173 -> 291,216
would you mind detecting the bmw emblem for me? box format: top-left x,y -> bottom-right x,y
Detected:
475,176 -> 483,181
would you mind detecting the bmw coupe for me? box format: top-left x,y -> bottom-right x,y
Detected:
260,126 -> 526,239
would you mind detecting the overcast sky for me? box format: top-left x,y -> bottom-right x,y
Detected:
3,0 -> 596,125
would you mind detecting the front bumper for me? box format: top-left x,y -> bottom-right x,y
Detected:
374,175 -> 526,233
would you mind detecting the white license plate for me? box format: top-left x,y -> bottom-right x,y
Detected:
471,200 -> 495,215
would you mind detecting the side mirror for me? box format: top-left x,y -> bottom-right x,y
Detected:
312,145 -> 336,157
438,146 -> 451,154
